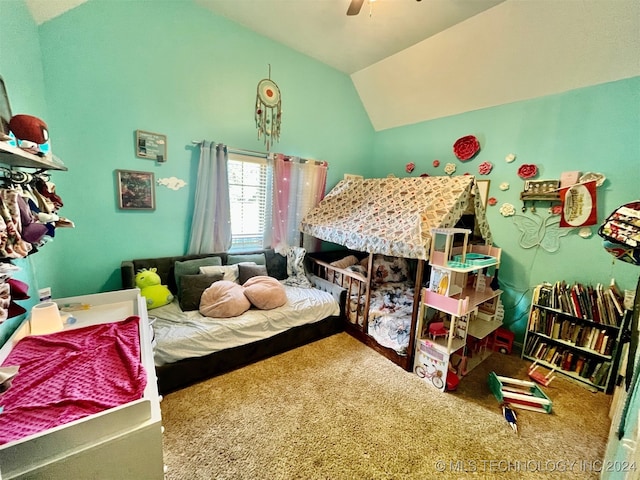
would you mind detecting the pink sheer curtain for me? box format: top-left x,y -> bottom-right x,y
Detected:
271,153 -> 327,253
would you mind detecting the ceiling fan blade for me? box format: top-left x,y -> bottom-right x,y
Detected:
347,0 -> 365,16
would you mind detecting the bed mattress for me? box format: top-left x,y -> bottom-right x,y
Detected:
151,283 -> 340,366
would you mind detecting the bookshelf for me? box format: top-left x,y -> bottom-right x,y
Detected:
522,281 -> 630,393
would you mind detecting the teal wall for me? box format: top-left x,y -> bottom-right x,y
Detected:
4,0 -> 374,300
0,0 -> 50,343
0,0 -> 638,344
371,78 -> 640,339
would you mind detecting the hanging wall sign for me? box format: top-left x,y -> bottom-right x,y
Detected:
255,66 -> 282,151
559,180 -> 598,228
136,130 -> 167,162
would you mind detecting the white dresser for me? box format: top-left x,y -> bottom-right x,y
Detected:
0,289 -> 164,479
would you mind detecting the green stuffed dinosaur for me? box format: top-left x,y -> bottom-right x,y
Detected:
135,268 -> 174,309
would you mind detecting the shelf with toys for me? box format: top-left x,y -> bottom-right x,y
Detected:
0,141 -> 67,171
414,228 -> 504,392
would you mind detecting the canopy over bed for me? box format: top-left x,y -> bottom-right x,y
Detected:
300,175 -> 492,257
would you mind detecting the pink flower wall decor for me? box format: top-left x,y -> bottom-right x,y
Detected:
517,164 -> 538,179
551,205 -> 563,216
405,162 -> 415,173
488,197 -> 497,206
432,160 -> 440,167
478,161 -> 493,175
453,135 -> 480,161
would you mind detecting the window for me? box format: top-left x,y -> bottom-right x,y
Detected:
227,153 -> 271,251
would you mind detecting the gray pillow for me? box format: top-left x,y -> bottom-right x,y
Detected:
174,257 -> 222,290
238,263 -> 269,285
227,253 -> 266,266
178,273 -> 224,311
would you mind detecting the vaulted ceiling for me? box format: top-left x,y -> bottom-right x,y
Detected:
24,0 -> 640,130
25,0 -> 506,74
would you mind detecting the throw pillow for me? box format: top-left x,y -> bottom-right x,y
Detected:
238,263 -> 269,285
227,253 -> 267,266
199,264 -> 240,283
199,280 -> 251,318
372,254 -> 409,284
174,257 -> 222,290
243,276 -> 287,310
330,255 -> 358,269
178,273 -> 224,311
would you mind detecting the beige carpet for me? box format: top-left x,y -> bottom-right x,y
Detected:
160,333 -> 613,479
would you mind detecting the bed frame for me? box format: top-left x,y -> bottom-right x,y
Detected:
306,250 -> 425,371
121,249 -> 346,394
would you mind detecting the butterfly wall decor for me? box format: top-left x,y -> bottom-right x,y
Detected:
512,212 -> 572,253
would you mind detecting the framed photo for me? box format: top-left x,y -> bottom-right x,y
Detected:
116,169 -> 155,210
136,130 -> 167,162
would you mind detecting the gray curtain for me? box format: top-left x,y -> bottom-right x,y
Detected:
187,141 -> 231,254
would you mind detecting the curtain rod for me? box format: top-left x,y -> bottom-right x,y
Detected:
190,140 -> 328,166
190,141 -> 267,159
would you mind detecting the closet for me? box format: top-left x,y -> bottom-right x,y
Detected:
0,142 -> 68,321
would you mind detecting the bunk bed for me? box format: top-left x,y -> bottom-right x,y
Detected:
300,175 -> 493,371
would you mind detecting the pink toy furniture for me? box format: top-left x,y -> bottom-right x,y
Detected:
490,326 -> 514,354
428,322 -> 448,340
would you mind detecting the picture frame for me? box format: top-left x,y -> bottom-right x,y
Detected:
135,130 -> 167,162
475,179 -> 490,208
0,76 -> 12,140
116,169 -> 155,210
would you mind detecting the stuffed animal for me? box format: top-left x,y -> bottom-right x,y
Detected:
135,268 -> 173,309
9,114 -> 49,144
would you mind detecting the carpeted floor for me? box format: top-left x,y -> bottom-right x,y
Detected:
160,333 -> 613,479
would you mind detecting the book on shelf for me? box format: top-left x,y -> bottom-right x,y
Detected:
593,361 -> 611,386
562,351 -> 574,371
533,280 -> 625,326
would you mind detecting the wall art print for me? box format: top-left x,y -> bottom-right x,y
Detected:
116,169 -> 155,210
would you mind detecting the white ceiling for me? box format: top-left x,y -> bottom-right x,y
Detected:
25,0 -> 506,74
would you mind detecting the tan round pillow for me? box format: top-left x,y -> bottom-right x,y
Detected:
243,276 -> 287,310
199,280 -> 251,318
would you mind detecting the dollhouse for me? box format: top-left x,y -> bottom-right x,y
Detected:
414,228 -> 504,391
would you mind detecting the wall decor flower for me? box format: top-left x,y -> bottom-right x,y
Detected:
488,197 -> 497,206
444,163 -> 457,175
517,164 -> 538,179
505,153 -> 516,163
453,135 -> 480,161
499,182 -> 510,191
478,161 -> 493,175
500,203 -> 516,217
405,162 -> 415,173
433,160 -> 440,167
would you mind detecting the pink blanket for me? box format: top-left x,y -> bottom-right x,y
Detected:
0,316 -> 147,445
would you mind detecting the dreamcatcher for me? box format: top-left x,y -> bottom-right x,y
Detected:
255,65 -> 282,151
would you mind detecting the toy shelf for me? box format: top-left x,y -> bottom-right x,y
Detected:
414,228 -> 505,392
0,141 -> 67,171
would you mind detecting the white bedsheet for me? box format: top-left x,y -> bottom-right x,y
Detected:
150,284 -> 340,366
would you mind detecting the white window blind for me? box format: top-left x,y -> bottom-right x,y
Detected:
227,153 -> 270,251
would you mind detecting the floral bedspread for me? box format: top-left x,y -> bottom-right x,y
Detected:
346,282 -> 415,355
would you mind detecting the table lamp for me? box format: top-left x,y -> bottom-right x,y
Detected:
29,301 -> 64,335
